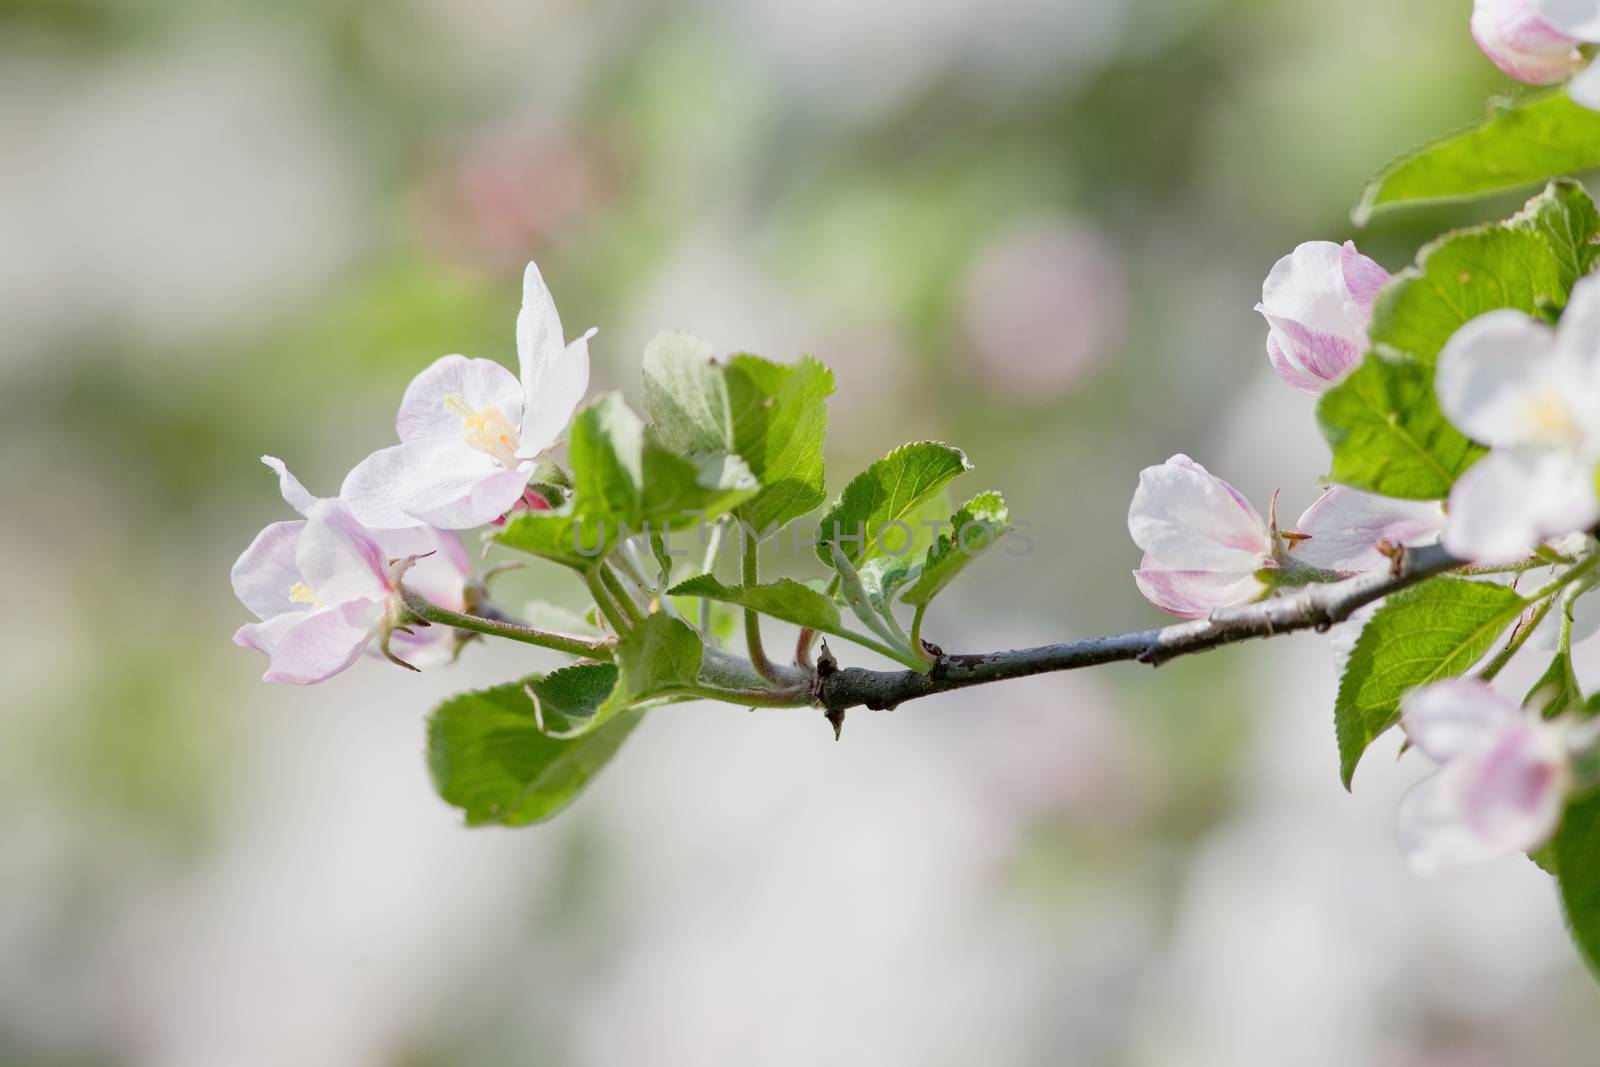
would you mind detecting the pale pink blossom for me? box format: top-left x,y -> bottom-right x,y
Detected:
1397,679 -> 1596,876
1472,0 -> 1585,84
1436,274 -> 1600,562
1287,486 -> 1446,574
234,457 -> 471,682
1129,455 -> 1272,618
341,260 -> 593,529
1256,241 -> 1389,394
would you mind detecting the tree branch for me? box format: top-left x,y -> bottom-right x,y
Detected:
814,542 -> 1463,714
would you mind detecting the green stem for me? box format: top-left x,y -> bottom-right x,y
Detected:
909,603 -> 930,660
584,567 -> 632,636
400,588 -> 614,660
795,574 -> 840,668
742,532 -> 779,681
1479,595 -> 1555,682
601,562 -> 646,627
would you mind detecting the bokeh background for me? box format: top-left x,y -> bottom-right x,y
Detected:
5,0 -> 1598,1063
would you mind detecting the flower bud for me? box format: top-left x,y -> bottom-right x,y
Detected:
1472,0 -> 1585,85
1256,241 -> 1389,395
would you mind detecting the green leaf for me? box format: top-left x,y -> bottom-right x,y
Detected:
642,330 -> 734,456
1317,353 -> 1486,500
1335,578 -> 1526,788
725,354 -> 835,534
1556,793 -> 1600,978
427,678 -> 643,827
858,555 -> 921,614
670,574 -> 843,633
599,613 -> 704,724
1356,94 -> 1600,223
902,491 -> 1010,607
672,572 -> 921,665
497,393 -> 758,567
1368,180 -> 1600,368
816,442 -> 971,566
526,662 -> 622,737
1526,648 -> 1583,719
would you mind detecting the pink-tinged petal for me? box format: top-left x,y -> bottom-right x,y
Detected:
1400,679 -> 1520,763
234,611 -> 305,655
1289,487 -> 1445,573
231,519 -> 308,619
376,526 -> 471,609
1128,454 -> 1271,571
261,455 -> 318,515
258,601 -> 384,685
395,354 -> 524,443
341,438 -> 502,529
1569,56 -> 1600,107
1260,314 -> 1365,388
1534,0 -> 1600,40
1444,448 -> 1600,561
1133,560 -> 1263,618
1474,0 -> 1584,82
1459,718 -> 1571,850
404,463 -> 531,530
1266,332 -> 1337,395
1260,241 -> 1371,339
1340,241 -> 1390,314
518,331 -> 592,458
1436,309 -> 1557,447
298,499 -> 392,604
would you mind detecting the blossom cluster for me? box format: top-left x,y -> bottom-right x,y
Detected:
1125,224 -> 1600,875
231,263 -> 593,684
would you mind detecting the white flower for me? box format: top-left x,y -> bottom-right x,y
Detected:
1287,486 -> 1446,574
1472,0 -> 1586,85
1435,274 -> 1600,561
1128,455 -> 1273,618
341,261 -> 593,529
1256,241 -> 1389,394
1398,679 -> 1595,876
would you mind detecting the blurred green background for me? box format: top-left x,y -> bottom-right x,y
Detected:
5,0 -> 1598,1064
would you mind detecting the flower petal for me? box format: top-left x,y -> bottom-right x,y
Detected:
1474,0 -> 1584,83
1128,454 -> 1271,570
342,438 -> 505,529
261,455 -> 318,515
1260,240 -> 1372,339
234,611 -> 304,655
1569,55 -> 1600,107
1459,718 -> 1571,851
298,499 -> 392,605
1436,309 -> 1557,448
1289,487 -> 1445,573
231,519 -> 308,619
1398,763 -> 1525,877
1400,678 -> 1520,763
518,331 -> 592,458
1444,448 -> 1600,561
1133,560 -> 1263,618
258,601 -> 383,685
1261,316 -> 1364,393
1340,240 -> 1390,313
1266,332 -> 1334,394
1534,0 -> 1600,39
396,354 -> 524,443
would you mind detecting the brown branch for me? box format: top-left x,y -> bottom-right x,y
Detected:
814,542 -> 1462,714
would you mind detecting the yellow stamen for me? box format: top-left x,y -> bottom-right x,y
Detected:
288,581 -> 322,607
442,392 -> 521,467
1524,390 -> 1580,446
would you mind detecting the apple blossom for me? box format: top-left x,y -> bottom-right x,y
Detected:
1256,241 -> 1389,395
1471,0 -> 1586,85
340,260 -> 594,530
1435,273 -> 1600,562
1129,455 -> 1274,618
1397,678 -> 1600,876
234,457 -> 472,681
